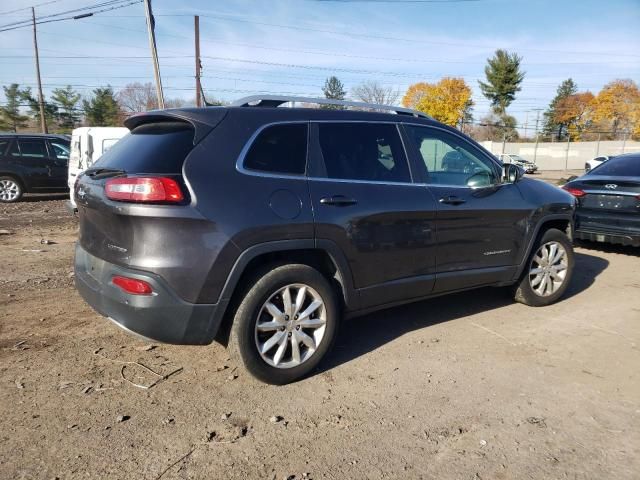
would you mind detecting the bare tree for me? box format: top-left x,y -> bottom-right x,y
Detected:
351,80 -> 400,106
116,82 -> 158,114
117,82 -> 194,114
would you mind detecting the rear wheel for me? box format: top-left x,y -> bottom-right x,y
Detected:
0,176 -> 23,203
229,263 -> 339,384
514,228 -> 574,307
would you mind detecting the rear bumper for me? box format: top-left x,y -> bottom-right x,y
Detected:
575,210 -> 640,247
74,244 -> 226,344
575,229 -> 640,247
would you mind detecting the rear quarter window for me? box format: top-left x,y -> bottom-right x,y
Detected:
243,124 -> 308,175
93,121 -> 195,173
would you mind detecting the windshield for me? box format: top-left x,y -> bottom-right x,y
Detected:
588,154 -> 640,177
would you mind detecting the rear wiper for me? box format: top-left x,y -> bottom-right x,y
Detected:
84,168 -> 126,179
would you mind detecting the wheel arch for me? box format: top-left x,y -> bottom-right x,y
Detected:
0,172 -> 26,189
210,239 -> 358,344
513,214 -> 573,281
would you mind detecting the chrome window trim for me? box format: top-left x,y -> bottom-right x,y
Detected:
235,119 -> 503,190
401,122 -> 503,189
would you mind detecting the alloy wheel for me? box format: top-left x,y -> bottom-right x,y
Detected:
0,179 -> 20,202
254,283 -> 327,369
528,241 -> 568,297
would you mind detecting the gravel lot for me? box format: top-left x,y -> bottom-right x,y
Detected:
1,185 -> 639,479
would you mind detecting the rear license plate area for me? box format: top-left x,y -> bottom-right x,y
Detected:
584,194 -> 626,210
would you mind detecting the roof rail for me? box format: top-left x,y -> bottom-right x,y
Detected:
230,95 -> 431,119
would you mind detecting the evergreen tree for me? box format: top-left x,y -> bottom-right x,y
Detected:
542,78 -> 578,141
322,76 -> 346,108
52,85 -> 81,131
0,84 -> 30,132
478,49 -> 525,116
21,87 -> 58,130
82,87 -> 121,126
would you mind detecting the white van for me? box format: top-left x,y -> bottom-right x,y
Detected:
67,127 -> 128,209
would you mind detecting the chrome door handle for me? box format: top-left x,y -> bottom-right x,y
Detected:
320,195 -> 358,206
439,195 -> 466,205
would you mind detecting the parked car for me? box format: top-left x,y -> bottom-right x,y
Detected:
584,155 -> 614,173
563,152 -> 639,247
67,127 -> 129,210
498,154 -> 538,174
74,95 -> 576,384
0,133 -> 70,202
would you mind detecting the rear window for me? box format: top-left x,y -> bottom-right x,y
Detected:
93,121 -> 195,173
589,155 -> 640,177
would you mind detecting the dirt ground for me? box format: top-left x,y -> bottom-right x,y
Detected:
1,183 -> 639,480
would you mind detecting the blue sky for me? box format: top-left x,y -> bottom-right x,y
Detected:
1,0 -> 639,132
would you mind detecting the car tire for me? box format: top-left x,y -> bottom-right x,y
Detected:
0,176 -> 24,203
228,263 -> 339,385
513,228 -> 574,307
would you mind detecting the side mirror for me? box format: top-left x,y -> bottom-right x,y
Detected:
503,163 -> 524,183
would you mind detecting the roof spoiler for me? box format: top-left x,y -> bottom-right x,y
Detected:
124,109 -> 228,144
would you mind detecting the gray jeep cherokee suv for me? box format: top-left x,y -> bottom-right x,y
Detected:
74,96 -> 576,384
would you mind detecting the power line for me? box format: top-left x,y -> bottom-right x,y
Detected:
94,12 -> 640,59
0,0 -> 142,33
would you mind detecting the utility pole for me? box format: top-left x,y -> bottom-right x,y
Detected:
143,0 -> 164,109
31,7 -> 47,133
194,15 -> 202,107
533,109 -> 541,163
523,111 -> 529,139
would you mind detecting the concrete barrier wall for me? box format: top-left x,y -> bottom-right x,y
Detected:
480,140 -> 640,170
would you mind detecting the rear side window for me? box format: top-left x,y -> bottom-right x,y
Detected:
244,124 -> 308,175
18,140 -> 47,158
0,140 -> 9,155
317,123 -> 410,183
93,122 -> 194,173
589,155 -> 640,177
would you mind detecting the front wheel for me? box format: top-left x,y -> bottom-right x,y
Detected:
513,228 -> 574,307
229,264 -> 339,384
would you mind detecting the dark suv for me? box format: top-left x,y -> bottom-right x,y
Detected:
0,133 -> 70,202
74,96 -> 576,384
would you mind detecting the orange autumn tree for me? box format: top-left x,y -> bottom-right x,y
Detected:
590,79 -> 640,139
401,82 -> 430,109
554,91 -> 595,140
402,78 -> 473,127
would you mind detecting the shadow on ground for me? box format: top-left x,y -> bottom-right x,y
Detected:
23,193 -> 69,202
575,239 -> 639,257
316,250 -> 609,376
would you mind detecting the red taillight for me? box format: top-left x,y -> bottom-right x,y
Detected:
562,185 -> 586,198
112,275 -> 153,295
105,177 -> 184,203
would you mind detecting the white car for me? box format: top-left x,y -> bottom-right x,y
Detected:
497,154 -> 538,174
585,155 -> 614,173
67,127 -> 128,210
